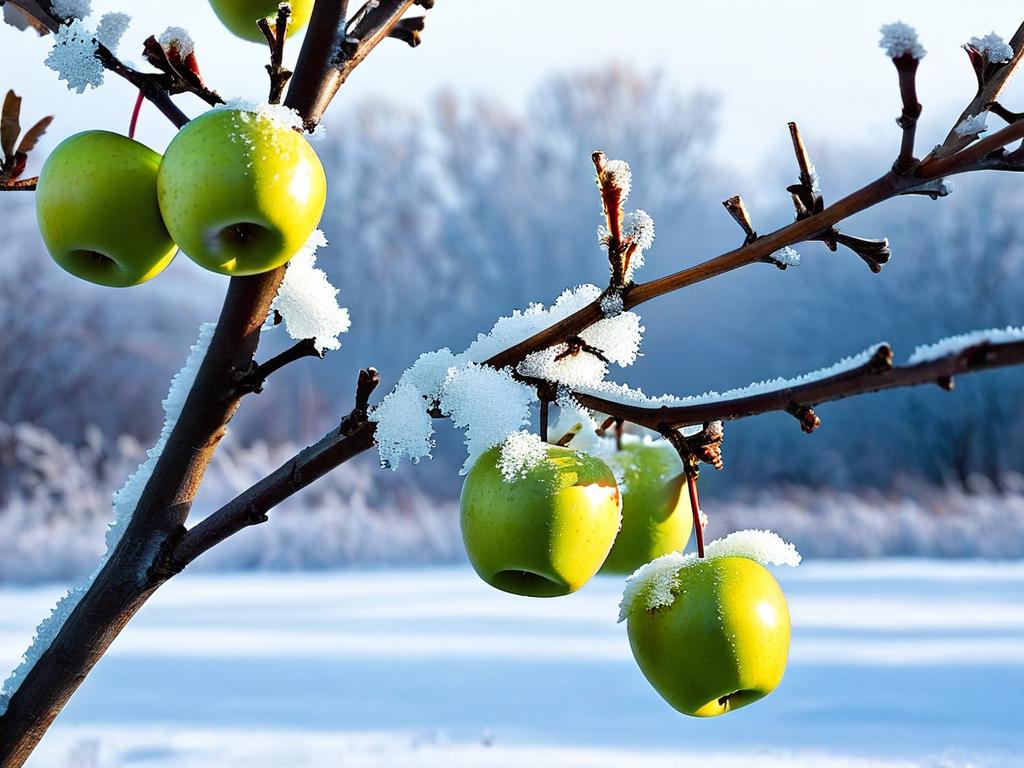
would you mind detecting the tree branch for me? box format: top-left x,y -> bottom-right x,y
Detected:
258,3 -> 294,105
564,339 -> 1024,432
0,176 -> 36,190
233,337 -> 322,395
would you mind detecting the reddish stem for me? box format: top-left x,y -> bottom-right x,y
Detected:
686,470 -> 705,558
128,89 -> 145,139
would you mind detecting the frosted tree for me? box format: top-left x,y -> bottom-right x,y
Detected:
1,3 -> 1024,765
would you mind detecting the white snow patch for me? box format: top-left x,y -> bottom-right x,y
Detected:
439,364 -> 535,475
211,98 -> 305,133
968,32 -> 1014,63
44,19 -> 103,93
497,431 -> 550,481
907,326 -> 1024,365
270,230 -> 351,353
879,21 -> 925,60
370,384 -> 435,470
770,245 -> 801,267
158,26 -> 194,56
95,12 -> 129,51
0,322 -> 216,714
50,0 -> 91,20
954,113 -> 988,138
618,529 -> 801,621
397,348 -> 461,401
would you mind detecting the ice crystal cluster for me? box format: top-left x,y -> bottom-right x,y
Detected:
618,529 -> 802,622
968,32 -> 1014,63
95,12 -> 129,51
270,230 -> 352,353
955,113 -> 989,139
44,19 -> 103,93
43,3 -> 137,92
0,322 -> 216,714
879,21 -> 926,60
769,246 -> 801,267
158,26 -> 195,57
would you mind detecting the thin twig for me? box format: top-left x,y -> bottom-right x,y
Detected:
258,3 -> 294,104
234,338 -> 322,394
0,176 -> 37,190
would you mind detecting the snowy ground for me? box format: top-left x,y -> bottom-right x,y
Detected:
1,561 -> 1023,768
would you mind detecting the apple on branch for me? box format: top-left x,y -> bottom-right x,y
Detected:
36,131 -> 177,287
600,438 -> 693,575
619,530 -> 801,717
208,0 -> 314,42
157,105 -> 327,277
460,440 -> 622,598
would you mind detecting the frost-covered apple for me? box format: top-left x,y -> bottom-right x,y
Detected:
620,531 -> 800,717
157,106 -> 327,276
36,131 -> 177,287
600,439 -> 693,575
460,443 -> 622,597
209,0 -> 314,42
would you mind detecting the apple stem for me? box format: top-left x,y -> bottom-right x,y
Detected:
539,398 -> 549,442
128,89 -> 145,140
685,468 -> 706,558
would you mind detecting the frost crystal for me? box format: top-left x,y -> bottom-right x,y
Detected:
50,0 -> 91,19
600,291 -> 624,318
968,32 -> 1014,63
618,529 -> 801,622
954,113 -> 988,138
439,364 -> 535,474
880,21 -> 925,60
497,431 -> 550,481
370,384 -> 435,469
158,26 -> 194,56
908,326 -> 1024,365
44,20 -> 103,93
270,230 -> 351,353
0,322 -> 216,713
622,210 -> 655,252
95,12 -> 130,51
769,245 -> 801,267
603,159 -> 632,201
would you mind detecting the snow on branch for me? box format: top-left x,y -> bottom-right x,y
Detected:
967,32 -> 1014,64
880,21 -> 926,60
0,322 -> 216,714
270,230 -> 351,353
908,326 -> 1024,365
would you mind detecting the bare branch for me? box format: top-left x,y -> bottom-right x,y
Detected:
258,3 -> 294,104
233,337 -> 322,394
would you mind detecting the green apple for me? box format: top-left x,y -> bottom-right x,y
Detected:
625,556 -> 790,717
157,107 -> 327,276
460,444 -> 622,597
600,440 -> 693,574
209,0 -> 314,42
35,131 -> 176,287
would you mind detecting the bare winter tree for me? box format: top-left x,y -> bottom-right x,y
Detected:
1,3 -> 1024,765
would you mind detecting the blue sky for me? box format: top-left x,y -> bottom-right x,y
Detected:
5,1 -> 1024,173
